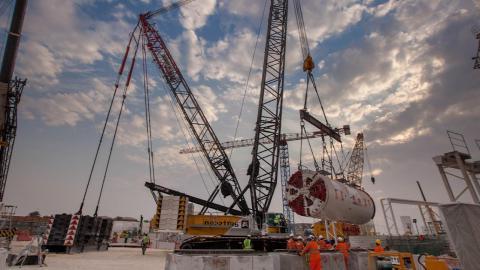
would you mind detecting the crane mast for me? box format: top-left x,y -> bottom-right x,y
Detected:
138,15 -> 249,215
346,133 -> 365,187
241,0 -> 289,225
0,0 -> 27,202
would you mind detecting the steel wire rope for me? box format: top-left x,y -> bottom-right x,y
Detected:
156,77 -> 226,209
141,34 -> 156,184
93,30 -> 141,217
229,0 -> 268,159
77,26 -> 138,215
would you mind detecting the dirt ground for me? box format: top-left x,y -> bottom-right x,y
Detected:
10,248 -> 169,270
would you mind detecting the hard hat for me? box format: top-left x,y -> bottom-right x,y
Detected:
289,233 -> 294,238
307,235 -> 315,240
337,237 -> 344,242
297,236 -> 303,240
247,235 -> 251,238
375,239 -> 381,245
318,235 -> 324,240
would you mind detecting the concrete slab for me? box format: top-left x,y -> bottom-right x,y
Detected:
13,247 -> 168,270
252,254 -> 274,270
164,251 -> 354,270
229,256 -> 252,270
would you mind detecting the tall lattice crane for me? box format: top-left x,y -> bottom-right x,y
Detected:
223,0 -> 289,226
0,0 -> 27,202
139,13 -> 250,215
345,133 -> 375,187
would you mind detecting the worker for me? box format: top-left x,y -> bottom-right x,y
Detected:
141,233 -> 150,255
274,214 -> 281,226
373,239 -> 384,253
295,236 -> 305,251
300,235 -> 322,270
317,235 -> 327,249
287,234 -> 296,250
243,235 -> 253,250
335,237 -> 350,268
324,239 -> 333,250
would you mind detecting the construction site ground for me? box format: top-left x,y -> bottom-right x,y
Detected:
9,248 -> 168,270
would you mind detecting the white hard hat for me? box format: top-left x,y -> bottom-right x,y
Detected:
337,237 -> 344,242
318,235 -> 323,240
289,233 -> 294,237
308,235 -> 315,240
297,236 -> 303,240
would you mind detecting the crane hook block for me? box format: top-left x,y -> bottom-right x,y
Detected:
303,55 -> 314,72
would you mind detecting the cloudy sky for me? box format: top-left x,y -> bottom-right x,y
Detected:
1,0 -> 479,234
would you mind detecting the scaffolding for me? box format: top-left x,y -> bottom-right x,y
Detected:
433,131 -> 480,204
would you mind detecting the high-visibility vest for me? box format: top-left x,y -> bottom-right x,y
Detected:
243,238 -> 252,250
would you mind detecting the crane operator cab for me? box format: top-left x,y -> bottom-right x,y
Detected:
264,213 -> 288,234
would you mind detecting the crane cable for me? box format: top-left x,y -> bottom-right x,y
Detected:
294,0 -> 343,176
230,0 -> 268,158
93,30 -> 141,217
77,26 -> 138,215
141,33 -> 156,184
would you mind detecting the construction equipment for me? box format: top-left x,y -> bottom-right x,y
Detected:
346,133 -> 375,187
131,0 -> 289,231
178,130 -> 349,154
287,170 -> 375,224
368,251 -> 416,270
416,181 -> 442,235
179,127 -> 350,232
0,0 -> 27,202
139,5 -> 249,216
234,0 -> 289,227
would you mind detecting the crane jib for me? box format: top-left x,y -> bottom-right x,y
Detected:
138,15 -> 250,215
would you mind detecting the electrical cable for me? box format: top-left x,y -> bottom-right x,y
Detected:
230,0 -> 269,159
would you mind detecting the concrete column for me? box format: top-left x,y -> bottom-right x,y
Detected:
436,165 -> 455,202
455,152 -> 480,204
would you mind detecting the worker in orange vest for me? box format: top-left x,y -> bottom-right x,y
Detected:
301,235 -> 322,270
335,237 -> 350,268
317,235 -> 327,250
295,236 -> 305,251
373,239 -> 384,253
287,234 -> 296,250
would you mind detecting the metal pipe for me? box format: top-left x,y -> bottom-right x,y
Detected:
436,165 -> 456,202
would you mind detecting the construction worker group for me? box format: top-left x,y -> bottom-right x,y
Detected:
286,233 -> 384,270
